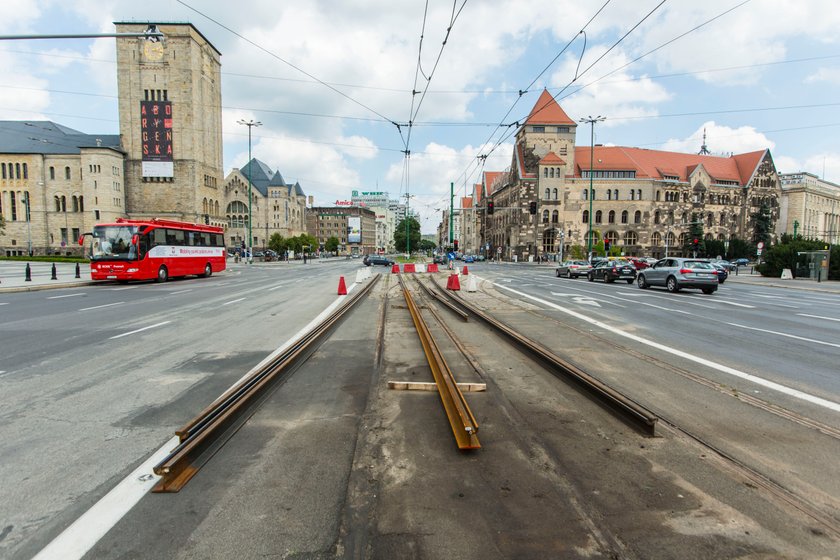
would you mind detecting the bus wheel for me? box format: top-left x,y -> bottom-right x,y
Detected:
156,266 -> 169,283
202,263 -> 212,278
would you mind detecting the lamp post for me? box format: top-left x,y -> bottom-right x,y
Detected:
24,191 -> 32,256
237,119 -> 262,264
580,116 -> 605,261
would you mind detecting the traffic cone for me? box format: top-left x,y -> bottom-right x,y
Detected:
337,276 -> 348,295
462,266 -> 469,275
446,273 -> 461,291
391,264 -> 400,274
466,275 -> 478,292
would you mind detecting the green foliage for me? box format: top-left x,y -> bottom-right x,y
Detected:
751,202 -> 773,246
726,237 -> 755,261
684,220 -> 705,256
325,236 -> 340,252
418,239 -> 436,252
268,233 -> 286,254
0,255 -> 89,263
704,239 -> 726,260
756,234 -> 837,279
569,244 -> 586,260
393,216 -> 421,253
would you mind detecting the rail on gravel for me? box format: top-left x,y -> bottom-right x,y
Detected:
428,276 -> 658,436
152,274 -> 381,492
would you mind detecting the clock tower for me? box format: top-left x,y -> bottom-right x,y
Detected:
114,22 -> 224,225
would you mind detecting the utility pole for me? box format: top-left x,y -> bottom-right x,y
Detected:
237,119 -> 262,264
580,116 -> 605,261
404,193 -> 414,255
449,182 -> 454,246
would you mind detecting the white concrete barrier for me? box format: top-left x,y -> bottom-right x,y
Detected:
781,268 -> 793,279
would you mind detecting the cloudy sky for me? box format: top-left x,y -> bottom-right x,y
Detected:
2,0 -> 839,233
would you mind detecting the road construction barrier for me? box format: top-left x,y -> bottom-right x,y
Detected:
427,264 -> 439,273
781,268 -> 793,279
416,264 -> 426,273
391,264 -> 400,274
446,273 -> 461,291
337,276 -> 348,295
404,263 -> 416,273
466,275 -> 477,292
355,270 -> 365,284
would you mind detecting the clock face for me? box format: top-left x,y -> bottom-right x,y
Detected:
144,41 -> 164,61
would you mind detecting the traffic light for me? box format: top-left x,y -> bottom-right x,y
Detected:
693,238 -> 699,246
203,214 -> 210,225
604,239 -> 611,253
453,240 -> 459,251
487,201 -> 494,214
529,201 -> 537,214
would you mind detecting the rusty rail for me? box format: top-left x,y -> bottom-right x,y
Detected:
415,276 -> 468,321
399,275 -> 480,449
431,278 -> 658,436
152,274 -> 381,492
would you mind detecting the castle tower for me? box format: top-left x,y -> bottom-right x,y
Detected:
114,22 -> 223,224
517,89 -> 578,171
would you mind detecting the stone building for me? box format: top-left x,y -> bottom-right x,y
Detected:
306,206 -> 376,255
0,123 -> 124,255
478,90 -> 782,260
223,159 -> 307,250
779,172 -> 840,243
459,197 -> 478,255
437,208 -> 461,251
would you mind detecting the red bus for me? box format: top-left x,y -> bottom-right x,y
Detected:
82,218 -> 226,282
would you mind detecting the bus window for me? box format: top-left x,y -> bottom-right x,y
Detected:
153,228 -> 166,247
166,229 -> 185,245
138,234 -> 150,259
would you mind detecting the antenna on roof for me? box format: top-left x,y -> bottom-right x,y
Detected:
698,128 -> 710,155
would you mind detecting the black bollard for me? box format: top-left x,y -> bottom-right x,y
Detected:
75,263 -> 81,279
25,263 -> 32,281
51,263 -> 58,280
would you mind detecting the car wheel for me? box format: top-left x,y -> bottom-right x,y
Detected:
666,276 -> 679,292
718,279 -> 725,284
569,272 -> 576,279
637,275 -> 648,289
556,269 -> 561,277
702,287 -> 716,294
202,263 -> 212,278
587,273 -> 594,282
606,276 -> 615,283
626,278 -> 634,284
156,265 -> 168,283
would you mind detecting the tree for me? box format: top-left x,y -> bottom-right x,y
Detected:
569,244 -> 586,260
418,239 -> 436,253
325,236 -> 339,252
685,215 -> 705,257
268,233 -> 287,254
393,216 -> 421,253
726,237 -> 755,261
757,234 -> 838,280
752,202 -> 773,247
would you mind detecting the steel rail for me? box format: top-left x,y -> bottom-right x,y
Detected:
399,275 -> 480,449
152,274 -> 381,492
431,278 -> 658,436
415,276 -> 469,321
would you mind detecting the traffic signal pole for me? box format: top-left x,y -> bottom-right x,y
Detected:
449,182 -> 454,246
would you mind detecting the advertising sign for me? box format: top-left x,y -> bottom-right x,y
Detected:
140,101 -> 173,177
348,216 -> 361,244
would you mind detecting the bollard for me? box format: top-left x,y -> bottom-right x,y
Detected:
75,262 -> 81,279
51,263 -> 58,280
25,263 -> 32,282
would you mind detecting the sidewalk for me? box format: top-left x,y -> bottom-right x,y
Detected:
723,268 -> 840,293
0,262 -> 93,293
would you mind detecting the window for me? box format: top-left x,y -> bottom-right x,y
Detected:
558,126 -> 569,133
630,190 -> 635,201
532,126 -> 545,133
614,189 -> 619,200
22,163 -> 27,179
595,210 -> 602,224
48,166 -> 54,180
720,213 -> 726,226
582,210 -> 589,223
634,210 -> 641,224
1,163 -> 5,178
582,189 -> 588,201
10,191 -> 17,220
637,189 -> 642,200
608,210 -> 615,223
651,232 -> 661,246
621,210 -> 628,224
545,188 -> 550,199
549,168 -> 554,178
65,166 -> 71,180
624,231 -> 637,245
607,190 -> 612,201
542,209 -> 549,223
707,213 -> 713,227
544,168 -> 548,178
553,188 -> 558,200
551,210 -> 559,223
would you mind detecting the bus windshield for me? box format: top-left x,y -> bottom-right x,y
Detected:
91,225 -> 138,261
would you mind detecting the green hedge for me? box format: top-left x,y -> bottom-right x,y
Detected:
0,256 -> 89,264
756,236 -> 838,280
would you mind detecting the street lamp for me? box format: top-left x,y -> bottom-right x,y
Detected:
24,191 -> 32,256
580,116 -> 605,260
237,119 -> 262,263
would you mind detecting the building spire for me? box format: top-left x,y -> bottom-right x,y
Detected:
698,128 -> 710,155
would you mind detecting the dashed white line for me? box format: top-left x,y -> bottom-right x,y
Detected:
797,313 -> 840,322
222,297 -> 246,306
168,289 -> 192,295
109,286 -> 139,291
725,322 -> 840,348
268,284 -> 285,291
489,279 -> 840,413
79,302 -> 125,311
0,302 -> 8,306
48,293 -> 86,299
109,321 -> 171,340
708,298 -> 756,308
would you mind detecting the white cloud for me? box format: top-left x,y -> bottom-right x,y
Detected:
805,67 -> 840,85
660,121 -> 774,155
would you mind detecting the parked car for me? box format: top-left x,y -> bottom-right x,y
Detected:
363,254 -> 395,267
732,258 -> 750,266
475,255 -> 486,261
587,259 -> 637,283
626,257 -> 650,270
710,262 -> 728,283
636,258 -> 718,294
433,254 -> 446,265
463,255 -> 475,263
712,259 -> 736,271
555,260 -> 592,279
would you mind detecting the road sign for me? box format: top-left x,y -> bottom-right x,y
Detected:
757,248 -> 763,256
757,241 -> 765,249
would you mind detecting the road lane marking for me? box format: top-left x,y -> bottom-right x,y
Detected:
222,297 -> 246,306
31,436 -> 180,560
268,284 -> 285,291
0,302 -> 8,306
109,321 -> 171,340
708,298 -> 756,308
489,279 -> 840,413
549,292 -> 602,307
797,313 -> 840,322
109,286 -> 139,291
47,293 -> 86,299
168,289 -> 192,295
725,322 -> 840,348
79,302 -> 125,311
612,296 -> 693,315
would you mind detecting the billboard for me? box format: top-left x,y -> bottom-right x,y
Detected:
347,216 -> 361,244
140,101 -> 173,177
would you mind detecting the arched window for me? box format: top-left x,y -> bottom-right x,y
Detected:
582,189 -> 587,200
50,166 -> 55,180
543,168 -> 548,178
720,213 -> 726,226
203,197 -> 208,213
630,190 -> 635,201
707,213 -> 713,227
1,163 -> 5,178
545,188 -> 550,199
542,209 -> 549,223
634,210 -> 641,224
614,189 -> 619,200
553,188 -> 558,200
637,189 -> 642,200
654,210 -> 660,224
65,166 -> 71,180
624,231 -> 638,245
15,163 -> 21,178
551,210 -> 559,223
605,231 -> 619,245
22,163 -> 27,179
549,168 -> 554,178
54,195 -> 61,212
607,190 -> 612,201
608,210 -> 615,223
621,210 -> 628,224
582,210 -> 589,223
651,232 -> 662,246
72,196 -> 79,212
656,190 -> 661,201
665,232 -> 676,247
595,210 -> 602,224
586,230 -> 599,245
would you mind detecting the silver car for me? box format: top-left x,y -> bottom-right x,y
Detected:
636,257 -> 718,294
555,260 -> 592,278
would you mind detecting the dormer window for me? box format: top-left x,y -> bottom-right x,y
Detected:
557,126 -> 569,133
532,126 -> 545,133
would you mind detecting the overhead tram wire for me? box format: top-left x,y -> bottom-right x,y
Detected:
176,0 -> 399,129
449,0 -> 613,198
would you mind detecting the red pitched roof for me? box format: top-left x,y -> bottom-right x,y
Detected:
539,152 -> 566,165
483,171 -> 504,195
573,146 -> 766,184
461,196 -> 473,209
525,89 -> 576,126
515,145 -> 536,179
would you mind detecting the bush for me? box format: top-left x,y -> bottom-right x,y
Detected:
0,255 -> 89,263
756,235 -> 837,279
